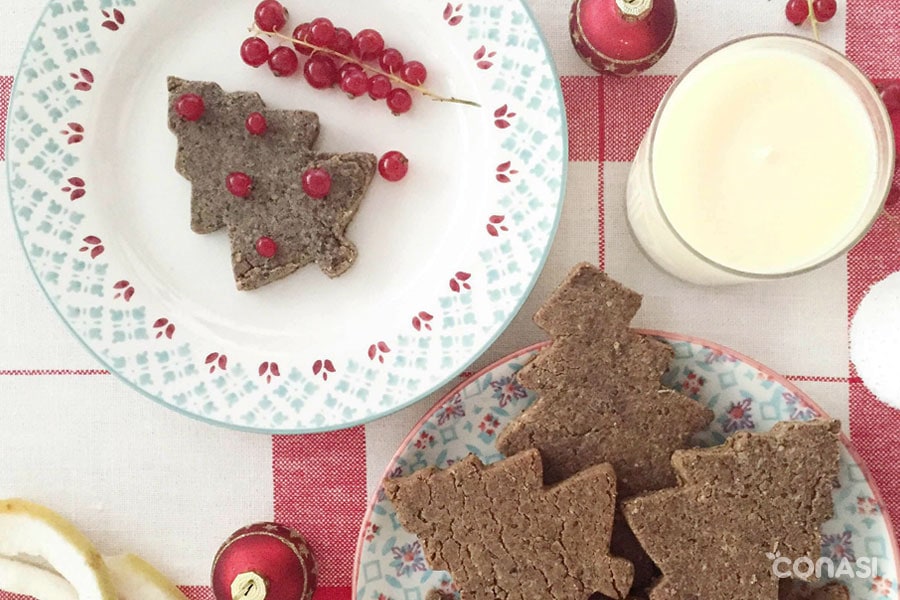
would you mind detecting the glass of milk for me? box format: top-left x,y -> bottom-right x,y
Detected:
626,34 -> 894,285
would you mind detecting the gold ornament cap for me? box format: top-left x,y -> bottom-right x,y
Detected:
616,0 -> 653,19
232,572 -> 268,600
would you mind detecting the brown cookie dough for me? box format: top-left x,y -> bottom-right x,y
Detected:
495,264 -> 712,594
167,77 -> 375,289
227,152 -> 376,290
167,77 -> 320,234
496,263 -> 713,494
622,420 -> 842,600
384,449 -> 634,600
779,580 -> 850,600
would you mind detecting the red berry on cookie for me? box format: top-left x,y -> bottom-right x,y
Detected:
174,93 -> 205,121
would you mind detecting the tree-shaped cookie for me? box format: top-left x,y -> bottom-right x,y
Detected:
496,264 -> 714,593
168,77 -> 320,234
384,449 -> 634,600
496,263 -> 713,494
167,77 -> 376,289
622,420 -> 841,600
226,151 -> 375,289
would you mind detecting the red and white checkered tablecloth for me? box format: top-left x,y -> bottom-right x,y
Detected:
1,0 -> 899,597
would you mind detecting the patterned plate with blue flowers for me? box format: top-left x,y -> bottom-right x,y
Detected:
6,0 -> 566,432
354,332 -> 899,600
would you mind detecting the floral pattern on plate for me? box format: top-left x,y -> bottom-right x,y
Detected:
354,333 -> 899,600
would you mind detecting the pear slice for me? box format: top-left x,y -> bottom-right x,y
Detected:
0,498 -> 116,600
0,553 -> 189,600
0,554 -> 78,599
105,553 -> 189,600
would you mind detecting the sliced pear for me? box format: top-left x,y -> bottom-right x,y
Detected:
0,498 -> 116,600
105,553 -> 189,600
0,553 -> 189,600
0,554 -> 77,600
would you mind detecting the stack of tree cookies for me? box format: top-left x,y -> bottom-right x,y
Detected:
386,263 -> 848,600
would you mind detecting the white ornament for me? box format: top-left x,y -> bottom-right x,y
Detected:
851,272 -> 900,408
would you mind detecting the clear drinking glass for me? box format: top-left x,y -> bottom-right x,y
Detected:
626,34 -> 895,286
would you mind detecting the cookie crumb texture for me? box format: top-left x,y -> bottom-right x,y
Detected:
384,449 -> 634,600
497,262 -> 713,494
496,263 -> 713,594
780,580 -> 850,600
167,76 -> 376,290
623,419 -> 842,600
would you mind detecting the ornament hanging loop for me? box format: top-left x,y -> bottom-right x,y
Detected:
232,572 -> 268,600
617,0 -> 653,19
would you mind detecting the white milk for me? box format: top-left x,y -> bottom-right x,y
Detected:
626,36 -> 892,285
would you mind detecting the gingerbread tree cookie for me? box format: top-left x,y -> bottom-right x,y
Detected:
167,77 -> 376,290
384,449 -> 634,600
496,263 -> 713,494
168,77 -> 321,234
622,420 -> 841,600
495,264 -> 714,593
225,151 -> 375,289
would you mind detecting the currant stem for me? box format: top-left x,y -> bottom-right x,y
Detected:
805,0 -> 820,41
250,24 -> 481,107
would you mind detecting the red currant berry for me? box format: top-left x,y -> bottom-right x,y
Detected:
339,62 -> 364,80
368,74 -> 392,100
293,23 -> 313,55
226,172 -> 253,198
304,55 -> 338,89
254,0 -> 287,32
341,69 -> 370,97
378,151 -> 409,182
240,37 -> 270,68
268,46 -> 299,77
352,29 -> 385,61
302,168 -> 332,198
245,112 -> 268,135
812,0 -> 837,22
881,84 -> 900,115
400,60 -> 427,86
379,48 -> 404,74
387,88 -> 413,115
785,0 -> 809,25
256,236 -> 278,258
330,27 -> 354,55
174,93 -> 205,121
308,17 -> 336,47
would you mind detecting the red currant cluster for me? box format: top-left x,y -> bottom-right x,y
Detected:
242,0 -> 434,115
785,0 -> 837,32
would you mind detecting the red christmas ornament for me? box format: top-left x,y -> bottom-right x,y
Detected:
211,523 -> 317,600
569,0 -> 677,76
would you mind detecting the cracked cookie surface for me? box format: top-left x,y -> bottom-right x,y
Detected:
384,449 -> 634,600
622,420 -> 842,600
496,263 -> 713,493
495,263 -> 714,593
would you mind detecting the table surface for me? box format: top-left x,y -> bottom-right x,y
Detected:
1,0 -> 899,597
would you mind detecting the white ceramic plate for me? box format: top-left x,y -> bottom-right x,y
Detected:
355,333 -> 899,600
6,0 -> 566,432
